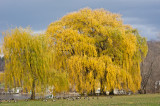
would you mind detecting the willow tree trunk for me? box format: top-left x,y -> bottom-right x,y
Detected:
100,79 -> 105,95
31,79 -> 36,100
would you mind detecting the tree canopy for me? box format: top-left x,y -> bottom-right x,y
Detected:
2,8 -> 148,97
3,28 -> 68,99
47,8 -> 148,94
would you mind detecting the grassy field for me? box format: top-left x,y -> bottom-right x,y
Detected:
0,94 -> 160,106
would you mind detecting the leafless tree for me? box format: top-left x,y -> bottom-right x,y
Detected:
140,41 -> 160,94
141,61 -> 153,94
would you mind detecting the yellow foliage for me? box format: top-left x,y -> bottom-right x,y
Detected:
0,73 -> 5,83
3,27 -> 68,96
46,8 -> 148,94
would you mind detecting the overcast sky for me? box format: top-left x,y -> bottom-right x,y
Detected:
0,0 -> 160,41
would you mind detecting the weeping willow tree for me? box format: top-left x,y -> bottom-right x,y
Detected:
47,8 -> 148,94
3,27 -> 68,99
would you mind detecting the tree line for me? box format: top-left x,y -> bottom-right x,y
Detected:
1,8 -> 148,99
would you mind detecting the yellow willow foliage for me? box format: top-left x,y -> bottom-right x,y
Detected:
47,8 -> 148,93
3,27 -> 68,94
0,72 -> 5,84
67,56 -> 105,93
67,55 -> 135,93
47,27 -> 97,71
105,64 -> 123,91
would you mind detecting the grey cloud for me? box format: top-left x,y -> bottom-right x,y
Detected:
132,24 -> 159,40
0,0 -> 160,40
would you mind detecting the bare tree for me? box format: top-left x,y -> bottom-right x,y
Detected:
140,41 -> 160,94
141,61 -> 153,94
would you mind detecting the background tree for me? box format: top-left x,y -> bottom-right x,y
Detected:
141,41 -> 160,93
47,8 -> 148,94
3,27 -> 68,99
0,57 -> 5,72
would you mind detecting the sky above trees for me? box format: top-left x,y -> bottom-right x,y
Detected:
0,0 -> 159,41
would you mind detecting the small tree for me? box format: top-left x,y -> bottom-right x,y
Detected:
3,27 -> 68,99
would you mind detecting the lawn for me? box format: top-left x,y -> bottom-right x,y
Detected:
0,94 -> 160,106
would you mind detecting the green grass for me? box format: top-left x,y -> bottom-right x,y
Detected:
1,94 -> 160,106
